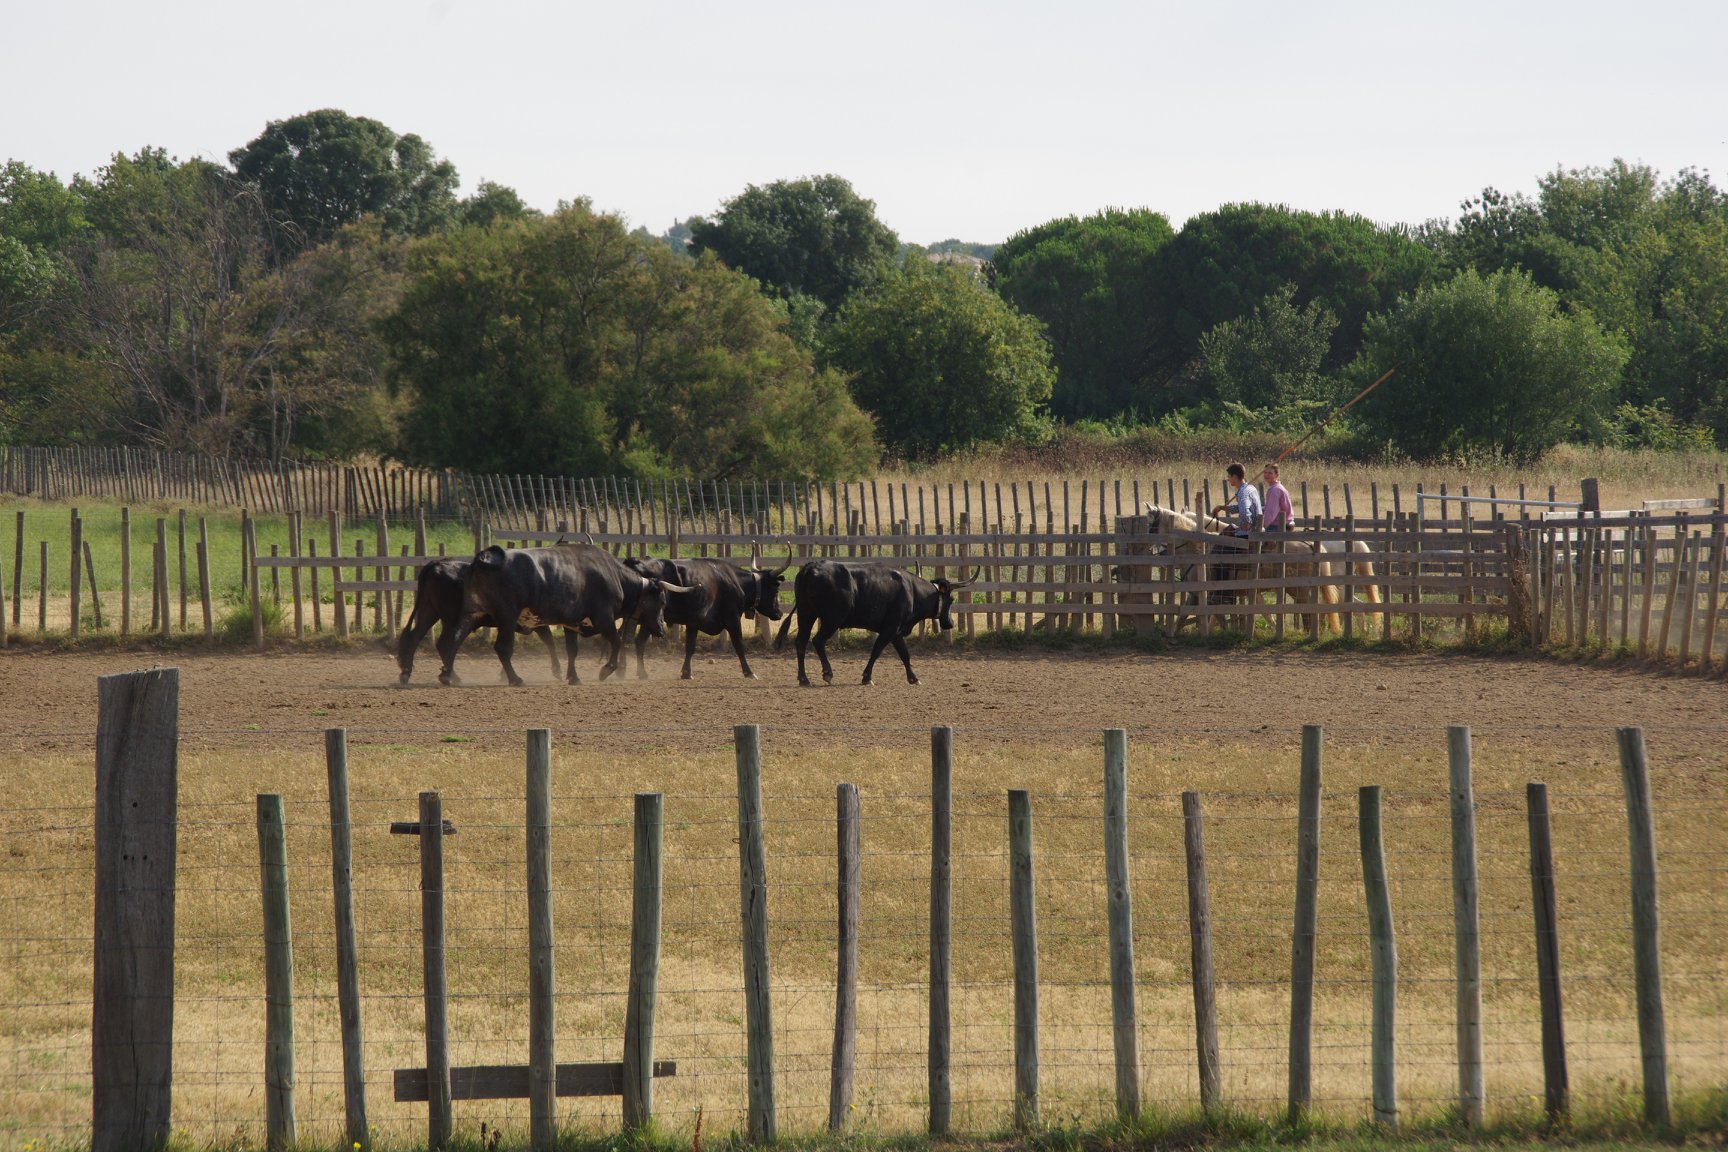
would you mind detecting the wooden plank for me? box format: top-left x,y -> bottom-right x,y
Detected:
92,668 -> 178,1152
1102,730 -> 1139,1121
1616,728 -> 1669,1126
1360,785 -> 1398,1130
1526,782 -> 1569,1122
256,794 -> 297,1151
394,1061 -> 677,1102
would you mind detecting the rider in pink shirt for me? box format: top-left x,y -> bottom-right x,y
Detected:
1261,463 -> 1295,530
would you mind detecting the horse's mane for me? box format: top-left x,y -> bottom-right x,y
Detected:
1144,503 -> 1227,533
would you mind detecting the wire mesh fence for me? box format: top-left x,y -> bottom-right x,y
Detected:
2,719 -> 1724,1149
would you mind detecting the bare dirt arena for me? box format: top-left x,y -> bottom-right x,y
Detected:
0,638 -> 1719,758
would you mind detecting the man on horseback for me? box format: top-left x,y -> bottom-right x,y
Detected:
1211,462 -> 1263,537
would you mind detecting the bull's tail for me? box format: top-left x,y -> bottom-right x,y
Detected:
773,611 -> 796,650
396,563 -> 442,671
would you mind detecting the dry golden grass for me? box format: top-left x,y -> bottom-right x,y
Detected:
2,728 -> 1723,1148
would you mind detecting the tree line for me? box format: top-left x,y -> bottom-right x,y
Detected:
3,108 -> 1724,477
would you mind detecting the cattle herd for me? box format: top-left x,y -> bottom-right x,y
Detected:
395,543 -> 978,688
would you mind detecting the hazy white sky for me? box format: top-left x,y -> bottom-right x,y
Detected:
6,0 -> 1725,244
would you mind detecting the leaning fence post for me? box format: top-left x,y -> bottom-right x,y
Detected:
1360,785 -> 1397,1130
1009,788 -> 1040,1132
247,517 -> 264,649
623,792 -> 663,1131
419,791 -> 452,1150
1617,727 -> 1670,1126
325,730 -> 369,1148
1182,790 -> 1221,1114
928,726 -> 953,1137
1449,725 -> 1485,1126
257,793 -> 297,1150
829,782 -> 861,1133
1526,782 -> 1569,1123
526,730 -> 556,1151
1287,724 -> 1323,1125
92,668 -> 178,1152
1102,729 -> 1140,1120
735,724 -> 776,1144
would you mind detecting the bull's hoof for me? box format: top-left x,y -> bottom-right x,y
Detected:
860,676 -> 873,686
566,674 -> 581,685
398,671 -> 412,686
598,665 -> 617,681
907,672 -> 920,685
798,675 -> 813,687
637,668 -> 651,681
438,672 -> 455,687
681,670 -> 695,681
744,671 -> 759,680
508,677 -> 526,688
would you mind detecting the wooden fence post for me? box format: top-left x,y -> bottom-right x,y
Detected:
257,793 -> 297,1150
929,726 -> 953,1137
829,782 -> 861,1133
1102,729 -> 1140,1120
1449,725 -> 1485,1127
119,507 -> 130,636
419,791 -> 452,1150
247,517 -> 264,649
325,730 -> 369,1148
623,792 -> 663,1132
92,667 -> 178,1152
735,724 -> 776,1144
1360,785 -> 1397,1130
1616,727 -> 1670,1126
1287,724 -> 1322,1125
1009,788 -> 1039,1133
69,513 -> 82,639
1526,782 -> 1569,1123
10,509 -> 21,630
525,729 -> 556,1151
1181,790 -> 1221,1114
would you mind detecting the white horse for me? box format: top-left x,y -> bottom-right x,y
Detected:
1141,503 -> 1343,634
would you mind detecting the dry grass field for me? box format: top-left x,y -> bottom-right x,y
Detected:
0,645 -> 1724,1149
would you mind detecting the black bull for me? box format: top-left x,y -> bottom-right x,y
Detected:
772,560 -> 976,686
451,545 -> 691,687
395,558 -> 565,685
620,551 -> 792,679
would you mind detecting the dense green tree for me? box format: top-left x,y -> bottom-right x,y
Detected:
1148,203 -> 1437,403
0,161 -> 85,332
1350,268 -> 1626,461
382,203 -> 875,478
688,175 -> 899,315
990,208 -> 1174,419
457,180 -> 537,229
228,109 -> 459,253
1194,284 -> 1339,432
824,259 -> 1053,458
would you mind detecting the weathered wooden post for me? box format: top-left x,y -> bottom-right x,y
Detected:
69,512 -> 82,639
246,517 -> 264,649
526,730 -> 556,1151
92,667 -> 178,1152
735,724 -> 776,1143
1102,729 -> 1139,1120
1449,726 -> 1485,1127
1359,786 -> 1397,1130
1182,790 -> 1221,1114
420,791 -> 452,1150
1009,788 -> 1039,1132
257,793 -> 296,1149
929,726 -> 953,1137
829,782 -> 861,1133
1526,782 -> 1569,1123
1617,727 -> 1669,1126
623,793 -> 663,1131
1287,725 -> 1323,1125
325,730 -> 369,1148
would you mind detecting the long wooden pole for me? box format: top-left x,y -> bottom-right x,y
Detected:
526,730 -> 556,1151
928,726 -> 953,1137
1102,729 -> 1140,1120
325,730 -> 369,1148
1617,727 -> 1670,1126
735,724 -> 776,1144
829,783 -> 861,1133
419,791 -> 452,1150
1526,782 -> 1569,1123
1449,725 -> 1485,1127
1287,724 -> 1323,1125
257,793 -> 297,1151
1360,785 -> 1398,1130
623,793 -> 663,1131
1182,790 -> 1221,1114
1009,788 -> 1040,1133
